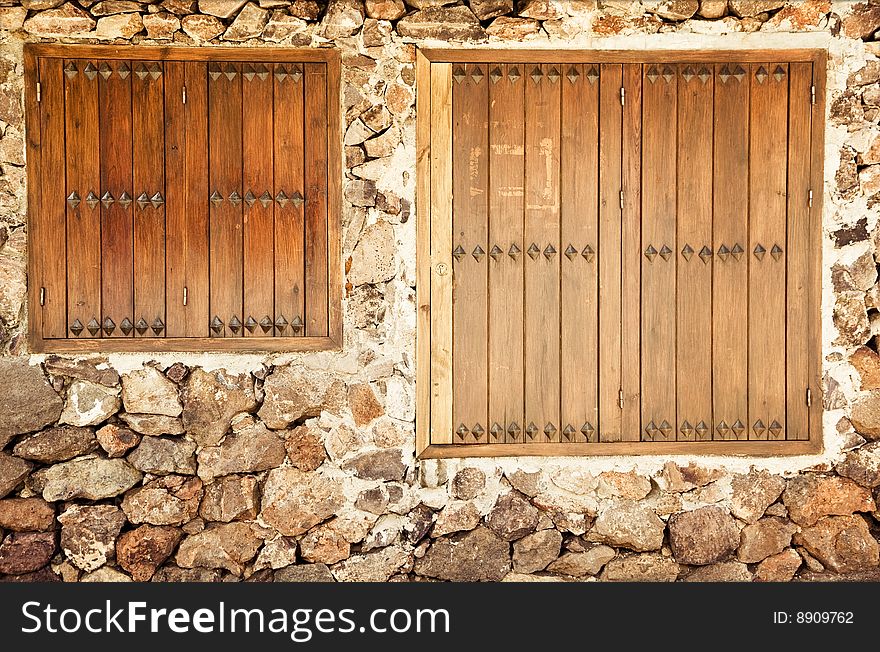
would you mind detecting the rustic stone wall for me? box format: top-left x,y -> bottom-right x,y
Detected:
0,0 -> 879,582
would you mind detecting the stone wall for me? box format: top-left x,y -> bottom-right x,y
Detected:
0,0 -> 879,582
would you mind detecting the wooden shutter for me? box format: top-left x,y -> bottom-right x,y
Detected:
416,49 -> 826,457
25,45 -> 341,353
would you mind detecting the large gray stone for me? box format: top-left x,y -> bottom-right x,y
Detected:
122,475 -> 202,526
12,426 -> 97,464
197,420 -> 286,482
587,500 -> 665,552
128,437 -> 197,476
414,526 -> 510,581
58,504 -> 126,572
34,456 -> 142,502
176,522 -> 263,576
260,468 -> 344,537
60,381 -> 120,427
121,367 -> 182,417
0,359 -> 63,448
182,369 -> 257,446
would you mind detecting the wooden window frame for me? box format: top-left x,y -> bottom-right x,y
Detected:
24,44 -> 342,353
415,48 -> 826,458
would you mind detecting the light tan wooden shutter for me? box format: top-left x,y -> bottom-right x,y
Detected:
417,50 -> 825,457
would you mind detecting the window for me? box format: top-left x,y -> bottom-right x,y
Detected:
25,45 -> 341,352
415,49 -> 826,457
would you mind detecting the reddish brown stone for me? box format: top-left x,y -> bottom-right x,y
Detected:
782,474 -> 875,526
117,525 -> 183,581
793,515 -> 880,573
284,425 -> 327,472
0,498 -> 55,532
0,531 -> 55,574
348,382 -> 384,426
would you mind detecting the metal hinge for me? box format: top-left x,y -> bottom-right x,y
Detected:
183,286 -> 188,306
620,87 -> 625,106
39,287 -> 45,306
36,82 -> 41,103
618,389 -> 624,409
619,190 -> 624,210
182,85 -> 187,105
808,189 -> 813,207
806,387 -> 812,408
810,84 -> 816,105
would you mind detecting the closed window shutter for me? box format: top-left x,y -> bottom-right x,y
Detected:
417,51 -> 824,457
26,47 -> 340,352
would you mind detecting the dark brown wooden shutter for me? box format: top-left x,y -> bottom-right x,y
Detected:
416,50 -> 825,457
25,46 -> 341,352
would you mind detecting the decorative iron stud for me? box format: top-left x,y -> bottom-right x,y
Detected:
508,66 -> 520,83
275,190 -> 289,207
242,63 -> 255,81
645,420 -> 658,438
85,191 -> 99,210
135,318 -> 149,335
716,420 -> 730,437
543,244 -> 556,260
657,420 -> 671,438
259,191 -> 273,208
646,66 -> 659,83
472,245 -> 485,262
695,421 -> 709,437
547,67 -> 560,83
274,64 -> 287,82
137,192 -> 150,210
223,63 -> 237,80
680,420 -> 694,437
259,316 -> 273,333
754,243 -> 766,260
275,315 -> 288,333
244,191 -> 256,207
527,243 -> 540,260
135,63 -> 149,80
717,244 -> 730,261
228,191 -> 242,206
228,316 -> 242,334
508,243 -> 521,260
291,192 -> 304,207
244,317 -> 257,333
472,423 -> 485,440
659,245 -> 672,261
755,65 -> 768,83
70,319 -> 84,336
87,318 -> 101,336
490,422 -> 504,439
681,65 -> 695,82
256,64 -> 269,81
544,422 -> 557,437
452,66 -> 466,84
731,419 -> 745,437
490,67 -> 503,84
566,66 -> 580,84
455,423 -> 469,439
581,422 -> 595,439
470,67 -> 484,84
564,244 -> 578,261
453,245 -> 466,262
83,62 -> 98,80
698,66 -> 711,83
731,243 -> 744,261
525,422 -> 538,440
118,62 -> 130,79
753,419 -> 766,437
644,245 -> 657,261
662,65 -> 675,83
291,316 -> 304,333
582,245 -> 595,262
680,244 -> 694,260
770,244 -> 783,261
100,191 -> 114,208
209,63 -> 222,80
586,66 -> 599,84
699,245 -> 712,263
562,424 -> 576,441
530,66 -> 542,84
99,62 -> 112,79
120,318 -> 133,336
507,422 -> 521,438
151,317 -> 164,335
64,62 -> 78,79
768,420 -> 783,437
489,244 -> 503,261
210,316 -> 224,334
67,191 -> 81,209
102,317 -> 116,336
773,65 -> 786,82
150,192 -> 164,209
117,191 -> 132,209
290,65 -> 302,82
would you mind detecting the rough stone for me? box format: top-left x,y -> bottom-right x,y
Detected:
343,449 -> 406,482
275,563 -> 335,582
730,469 -> 787,523
283,424 -> 327,472
684,560 -> 753,582
129,437 -> 197,476
782,474 -> 875,526
95,12 -> 144,39
851,390 -> 880,440
396,6 -> 486,41
258,366 -> 336,430
364,0 -> 405,20
645,0 -> 699,20
450,467 -> 485,500
0,498 -> 54,532
836,442 -> 880,488
587,501 -> 665,552
728,0 -> 784,17
176,522 -> 263,576
737,517 -> 798,563
432,501 -> 480,537
122,475 -> 203,526
23,3 -> 96,37
601,553 -> 681,582
322,0 -> 364,39
116,525 -> 183,581
793,515 -> 880,573
181,13 -> 225,41
13,426 -> 97,464
223,1 -> 269,40
517,0 -> 564,19
0,359 -> 63,446
60,381 -> 120,427
254,536 -> 298,570
345,179 -> 377,207
364,125 -> 400,159
348,220 -> 396,286
698,0 -> 728,18
199,474 -> 260,523
756,548 -> 802,582
151,565 -> 219,582
0,7 -> 27,32
332,545 -> 410,582
348,382 -> 384,426
486,491 -> 539,541
143,12 -> 179,39
260,468 -> 344,536
119,413 -> 185,436
842,1 -> 880,39
58,504 -> 126,572
122,367 -> 182,417
0,453 -> 31,499
668,506 -> 739,565
548,545 -> 616,577
262,10 -> 308,40
81,567 -> 131,582
301,521 -> 351,564
197,421 -> 286,482
415,526 -> 510,581
35,456 -> 141,502
182,369 -> 257,446
44,357 -> 120,388
850,347 -> 880,390
470,0 -> 513,20
511,529 -> 562,573
597,471 -> 652,500
199,0 -> 247,17
96,424 -> 140,458
834,291 -> 870,347
486,16 -> 541,39
0,531 -> 56,575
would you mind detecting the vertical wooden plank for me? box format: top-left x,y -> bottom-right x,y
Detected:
488,63 -> 525,445
524,63 -> 561,444
748,62 -> 788,441
598,63 -> 623,442
242,62 -> 275,338
132,60 -> 166,338
99,59 -> 133,338
304,62 -> 329,337
36,57 -> 67,339
415,50 -> 432,456
560,63 -> 599,443
208,61 -> 243,337
621,63 -> 642,441
274,62 -> 305,338
166,61 -> 210,338
65,59 -> 101,339
325,52 -> 343,346
675,63 -> 714,441
786,62 -> 812,441
640,64 -> 677,443
430,62 -> 453,445
713,62 -> 750,441
451,63 -> 489,445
